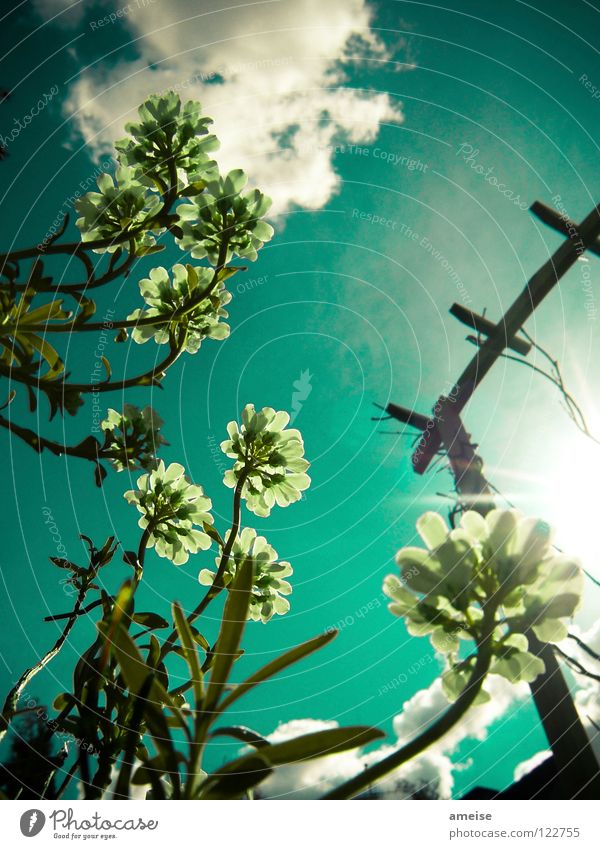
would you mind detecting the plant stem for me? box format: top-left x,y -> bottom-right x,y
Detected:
322,606 -> 497,800
0,414 -> 98,457
11,249 -> 136,295
0,213 -> 177,264
159,469 -> 247,662
132,525 -> 153,590
22,260 -> 236,334
54,759 -> 79,800
0,577 -> 91,742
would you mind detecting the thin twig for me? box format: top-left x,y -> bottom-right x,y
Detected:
554,645 -> 600,683
568,633 -> 600,664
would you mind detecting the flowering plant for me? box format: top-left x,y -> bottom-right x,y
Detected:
75,166 -> 163,253
199,527 -> 293,622
0,92 -> 274,482
101,405 -> 166,472
177,169 -> 274,263
221,403 -> 310,516
125,461 -> 213,565
127,264 -> 231,353
384,509 -> 582,700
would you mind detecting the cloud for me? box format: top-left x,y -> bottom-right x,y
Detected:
393,674 -> 527,752
35,0 -> 406,213
255,718 -> 454,799
513,749 -> 551,782
256,674 -> 526,799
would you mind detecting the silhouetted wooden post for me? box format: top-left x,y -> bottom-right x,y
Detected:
385,201 -> 600,797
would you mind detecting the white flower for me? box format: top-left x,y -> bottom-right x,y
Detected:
101,404 -> 166,472
115,92 -> 218,184
176,169 -> 274,263
384,509 -> 583,698
128,264 -> 231,353
124,461 -> 213,565
75,166 -> 162,253
220,404 -> 310,517
199,527 -> 293,623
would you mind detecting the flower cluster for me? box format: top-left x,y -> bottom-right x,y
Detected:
115,92 -> 219,185
384,510 -> 583,701
127,264 -> 231,353
176,169 -> 274,264
75,167 -> 163,253
199,527 -> 293,623
101,405 -> 167,472
124,461 -> 213,565
220,404 -> 310,517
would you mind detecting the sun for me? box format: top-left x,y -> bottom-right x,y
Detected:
537,432 -> 600,577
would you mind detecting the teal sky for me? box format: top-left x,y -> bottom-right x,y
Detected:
1,0 -> 600,798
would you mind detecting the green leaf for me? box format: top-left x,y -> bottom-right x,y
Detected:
135,244 -> 165,256
52,692 -> 72,711
204,558 -> 252,715
199,756 -> 272,800
100,355 -> 112,381
223,169 -> 247,197
202,522 -> 225,548
131,751 -> 185,787
180,181 -> 208,197
49,557 -> 79,571
146,634 -> 161,667
23,333 -> 64,377
216,266 -> 243,283
210,725 -> 270,748
200,725 -> 385,799
172,601 -> 204,707
472,687 -> 491,705
218,630 -> 337,713
132,612 -> 170,630
190,627 -> 210,652
530,593 -> 581,621
98,620 -> 187,736
186,264 -> 198,288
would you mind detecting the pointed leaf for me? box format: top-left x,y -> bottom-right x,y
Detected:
218,630 -> 337,713
201,725 -> 384,798
210,725 -> 270,748
204,558 -> 252,715
172,601 -> 204,707
98,620 -> 187,735
132,612 -> 170,630
199,756 -> 272,800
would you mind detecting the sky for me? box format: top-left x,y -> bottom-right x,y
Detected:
1,0 -> 600,799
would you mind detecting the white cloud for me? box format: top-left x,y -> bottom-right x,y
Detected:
393,674 -> 527,752
513,749 -> 551,783
257,674 -> 525,799
35,0 -> 406,213
255,718 -> 454,799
